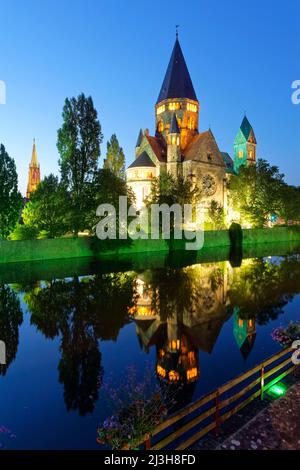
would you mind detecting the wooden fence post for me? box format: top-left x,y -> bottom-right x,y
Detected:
145,434 -> 151,450
260,365 -> 265,400
214,390 -> 221,436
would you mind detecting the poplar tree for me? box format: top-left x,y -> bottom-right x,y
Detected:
103,134 -> 125,179
57,93 -> 103,234
0,144 -> 22,238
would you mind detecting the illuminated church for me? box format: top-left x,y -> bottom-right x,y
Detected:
26,139 -> 41,199
126,36 -> 257,210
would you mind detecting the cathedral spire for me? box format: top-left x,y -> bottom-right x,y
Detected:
26,139 -> 41,199
31,138 -> 38,166
156,37 -> 197,103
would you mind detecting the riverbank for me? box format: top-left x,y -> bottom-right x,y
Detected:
0,226 -> 299,265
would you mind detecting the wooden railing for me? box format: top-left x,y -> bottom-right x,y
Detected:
142,347 -> 296,450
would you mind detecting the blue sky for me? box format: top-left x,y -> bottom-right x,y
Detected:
0,0 -> 299,195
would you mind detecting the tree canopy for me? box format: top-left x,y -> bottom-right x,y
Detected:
57,93 -> 103,234
0,144 -> 22,239
103,134 -> 126,179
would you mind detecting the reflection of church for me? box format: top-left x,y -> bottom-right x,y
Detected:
129,264 -> 232,397
126,35 -> 257,210
233,307 -> 256,359
129,261 -> 258,403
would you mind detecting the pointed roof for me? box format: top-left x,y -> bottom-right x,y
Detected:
128,151 -> 156,169
30,138 -> 38,167
184,130 -> 226,167
136,129 -> 143,148
240,116 -> 256,143
169,113 -> 180,134
157,38 -> 197,104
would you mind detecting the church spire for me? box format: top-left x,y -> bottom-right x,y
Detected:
31,138 -> 38,166
26,139 -> 41,199
156,37 -> 197,103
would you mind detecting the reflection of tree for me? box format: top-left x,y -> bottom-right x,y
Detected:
229,256 -> 300,324
25,273 -> 134,415
148,265 -> 224,322
0,284 -> 23,375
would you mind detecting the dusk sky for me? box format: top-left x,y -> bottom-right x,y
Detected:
0,0 -> 299,195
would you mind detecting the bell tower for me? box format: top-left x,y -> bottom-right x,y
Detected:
26,139 -> 41,199
234,116 -> 257,173
155,35 -> 199,151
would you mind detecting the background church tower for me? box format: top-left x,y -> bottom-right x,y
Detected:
26,139 -> 41,199
155,34 -> 199,151
233,116 -> 257,173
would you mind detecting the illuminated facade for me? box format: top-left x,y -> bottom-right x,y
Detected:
126,37 -> 257,211
26,139 -> 41,199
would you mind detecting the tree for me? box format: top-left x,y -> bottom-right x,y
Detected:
103,134 -> 126,179
207,200 -> 226,230
0,144 -> 22,238
146,172 -> 202,234
147,172 -> 201,207
86,168 -> 134,234
22,174 -> 69,238
229,159 -> 285,227
0,284 -> 23,376
57,94 -> 103,234
278,184 -> 300,224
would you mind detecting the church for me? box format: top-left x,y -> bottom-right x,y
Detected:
126,35 -> 257,212
26,138 -> 41,200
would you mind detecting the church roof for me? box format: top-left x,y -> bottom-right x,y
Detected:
157,38 -> 197,104
221,152 -> 235,174
128,151 -> 156,169
183,130 -> 225,166
136,129 -> 143,148
240,116 -> 256,143
169,113 -> 180,134
145,134 -> 167,162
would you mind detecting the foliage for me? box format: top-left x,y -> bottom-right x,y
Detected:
271,322 -> 300,347
103,134 -> 126,179
0,284 -> 23,376
0,144 -> 22,239
229,256 -> 300,324
8,224 -> 38,240
229,159 -> 285,227
147,172 -> 201,207
146,172 -> 202,235
57,93 -> 103,234
24,272 -> 134,414
86,168 -> 134,234
278,184 -> 300,224
207,200 -> 226,230
97,366 -> 172,450
22,174 -> 69,238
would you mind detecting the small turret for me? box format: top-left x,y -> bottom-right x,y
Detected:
135,129 -> 143,156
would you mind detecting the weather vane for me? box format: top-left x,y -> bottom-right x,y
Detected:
176,24 -> 180,39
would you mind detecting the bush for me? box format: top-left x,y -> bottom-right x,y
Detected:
8,224 -> 38,240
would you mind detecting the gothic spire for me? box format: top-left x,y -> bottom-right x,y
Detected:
157,38 -> 197,104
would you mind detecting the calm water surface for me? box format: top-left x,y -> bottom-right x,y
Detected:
0,246 -> 300,449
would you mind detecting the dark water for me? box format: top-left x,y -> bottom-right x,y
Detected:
0,244 -> 300,449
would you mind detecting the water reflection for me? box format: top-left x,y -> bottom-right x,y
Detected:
0,285 -> 23,376
1,254 -> 300,416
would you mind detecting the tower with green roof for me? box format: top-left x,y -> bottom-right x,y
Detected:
233,116 -> 257,173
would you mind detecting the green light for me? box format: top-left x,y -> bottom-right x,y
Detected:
267,382 -> 287,398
